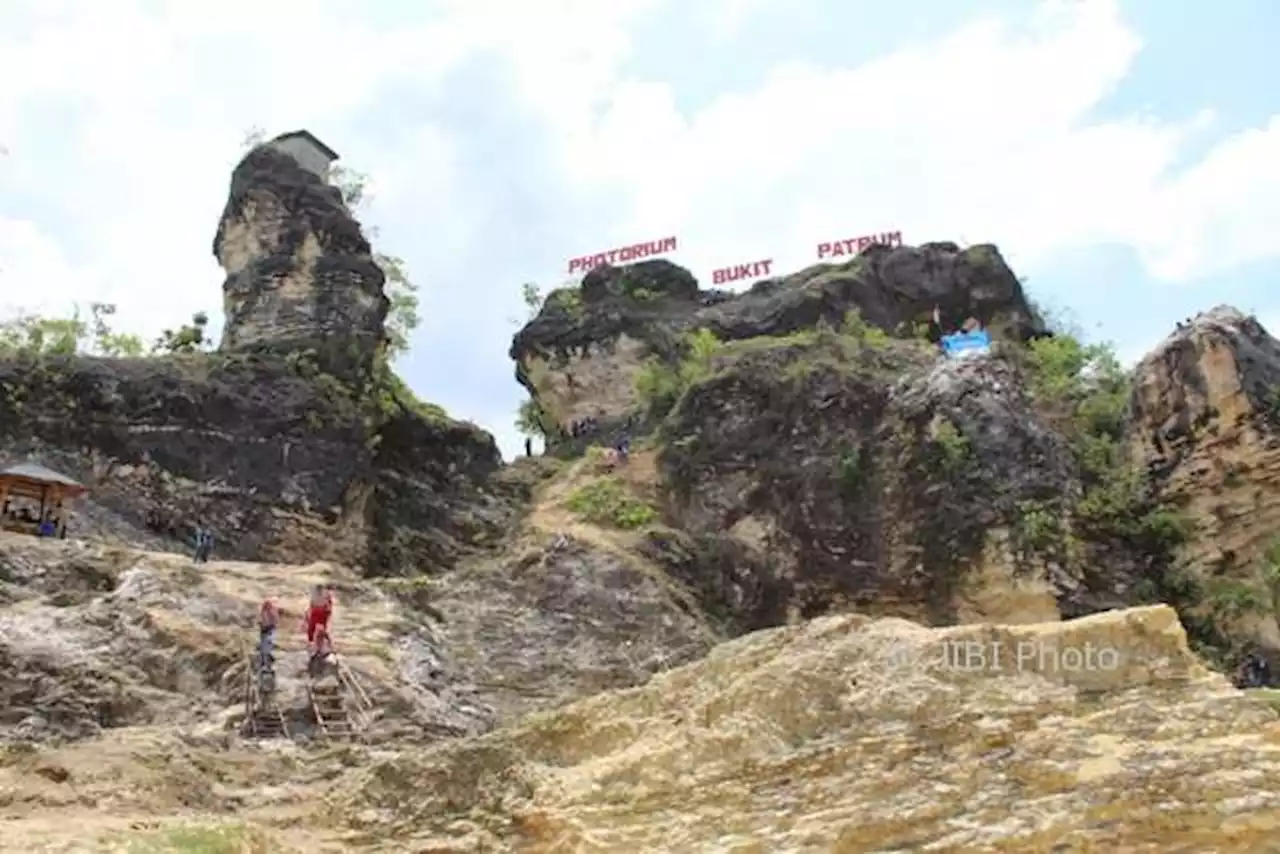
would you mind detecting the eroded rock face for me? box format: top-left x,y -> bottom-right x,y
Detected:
1131,306 -> 1280,649
368,410 -> 516,577
431,535 -> 715,724
0,352 -> 371,565
0,536 -> 492,744
214,144 -> 388,383
335,605 -> 1280,852
657,335 -> 1105,631
510,243 -> 1047,440
0,143 -> 516,577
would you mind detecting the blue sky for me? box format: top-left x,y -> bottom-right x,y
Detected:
1,0 -> 1278,458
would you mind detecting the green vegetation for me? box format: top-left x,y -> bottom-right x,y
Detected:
930,418 -> 972,473
565,477 -> 657,529
0,302 -> 206,358
0,303 -> 213,358
547,287 -> 583,316
840,309 -> 892,349
1023,333 -> 1192,552
837,445 -> 864,500
124,822 -> 273,853
1014,499 -> 1063,553
634,311 -> 901,418
521,282 -> 543,316
634,327 -> 722,414
1204,577 -> 1267,622
516,397 -> 556,439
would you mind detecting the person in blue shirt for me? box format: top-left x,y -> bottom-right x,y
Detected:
37,517 -> 56,537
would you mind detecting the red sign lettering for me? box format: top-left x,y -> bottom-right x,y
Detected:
710,259 -> 774,286
815,231 -> 903,260
567,236 -> 678,274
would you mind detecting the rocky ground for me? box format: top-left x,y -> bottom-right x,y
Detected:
3,527 -> 1279,852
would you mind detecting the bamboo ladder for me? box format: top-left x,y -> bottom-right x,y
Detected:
306,653 -> 374,741
241,638 -> 289,739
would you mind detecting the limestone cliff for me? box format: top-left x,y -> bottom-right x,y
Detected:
1130,306 -> 1280,660
511,244 -> 1139,636
0,139 -> 514,577
0,351 -> 372,564
214,141 -> 388,383
511,242 -> 1046,444
510,245 -> 1271,667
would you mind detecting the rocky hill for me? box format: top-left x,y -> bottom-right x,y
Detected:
0,140 -> 516,578
512,248 -> 1280,670
5,134 -> 1280,850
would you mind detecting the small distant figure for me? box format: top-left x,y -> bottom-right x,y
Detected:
258,597 -> 280,668
525,437 -> 533,457
192,524 -> 214,563
37,518 -> 55,537
1237,651 -> 1271,688
614,433 -> 631,464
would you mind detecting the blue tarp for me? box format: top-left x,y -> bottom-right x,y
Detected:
941,329 -> 991,357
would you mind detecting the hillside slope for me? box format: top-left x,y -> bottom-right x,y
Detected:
4,536 -> 1279,853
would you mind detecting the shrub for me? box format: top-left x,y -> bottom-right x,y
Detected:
841,309 -> 891,349
931,419 -> 971,473
565,478 -> 657,529
1015,500 -> 1060,552
634,327 -> 722,415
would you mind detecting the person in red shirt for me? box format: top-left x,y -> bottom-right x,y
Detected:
304,584 -> 334,652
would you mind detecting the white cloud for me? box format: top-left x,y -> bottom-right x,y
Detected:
1,0 -> 1279,458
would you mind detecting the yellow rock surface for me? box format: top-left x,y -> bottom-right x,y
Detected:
334,605 -> 1280,852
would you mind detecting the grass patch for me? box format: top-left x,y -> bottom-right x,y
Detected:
124,822 -> 275,853
565,477 -> 657,529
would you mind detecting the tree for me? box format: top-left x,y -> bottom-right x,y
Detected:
0,303 -> 145,358
88,303 -> 146,357
516,397 -> 552,438
152,311 -> 212,355
242,126 -> 267,149
328,166 -> 419,358
521,283 -> 544,318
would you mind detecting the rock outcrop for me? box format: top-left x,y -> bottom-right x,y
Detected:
335,604 -> 1280,852
511,243 -> 1047,443
657,330 -> 1115,633
0,536 -> 492,744
8,531 -> 1279,854
214,141 -> 388,383
0,351 -> 372,565
511,243 -> 1160,638
0,139 -> 515,577
1131,306 -> 1280,656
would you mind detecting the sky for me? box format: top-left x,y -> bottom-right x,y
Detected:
1,0 -> 1278,459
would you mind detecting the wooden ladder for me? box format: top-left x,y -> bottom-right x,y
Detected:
242,641 -> 290,740
306,657 -> 375,740
308,682 -> 354,739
